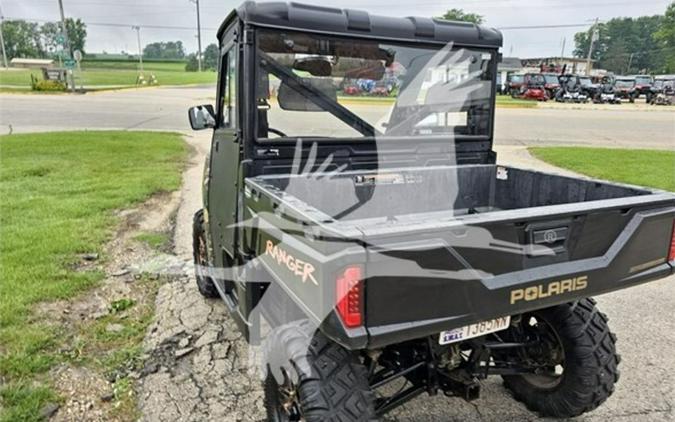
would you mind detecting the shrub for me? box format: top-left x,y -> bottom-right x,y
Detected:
185,54 -> 199,72
30,78 -> 67,92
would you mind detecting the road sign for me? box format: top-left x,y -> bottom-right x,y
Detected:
64,59 -> 76,69
56,34 -> 66,45
73,50 -> 82,62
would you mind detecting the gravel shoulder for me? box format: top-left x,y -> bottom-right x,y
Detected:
137,132 -> 265,422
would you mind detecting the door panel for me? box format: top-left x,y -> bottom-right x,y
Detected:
208,47 -> 240,263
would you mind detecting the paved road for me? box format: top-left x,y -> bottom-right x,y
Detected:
1,86 -> 673,150
2,87 -> 674,421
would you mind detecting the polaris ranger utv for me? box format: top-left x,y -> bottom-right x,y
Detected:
188,2 -> 675,420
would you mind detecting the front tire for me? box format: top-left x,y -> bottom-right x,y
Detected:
193,209 -> 219,298
503,298 -> 620,418
264,321 -> 376,422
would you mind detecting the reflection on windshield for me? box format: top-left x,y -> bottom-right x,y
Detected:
543,75 -> 559,84
256,30 -> 494,140
615,80 -> 635,88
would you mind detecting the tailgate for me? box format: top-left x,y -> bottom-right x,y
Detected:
363,197 -> 675,348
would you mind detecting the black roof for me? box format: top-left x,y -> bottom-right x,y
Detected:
219,2 -> 502,49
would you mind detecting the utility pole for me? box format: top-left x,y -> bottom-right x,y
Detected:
57,0 -> 75,91
0,1 -> 9,69
585,18 -> 599,76
560,37 -> 566,61
626,53 -> 635,75
57,0 -> 71,56
132,25 -> 143,73
190,0 -> 202,71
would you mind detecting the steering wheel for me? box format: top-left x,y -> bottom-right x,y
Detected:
267,127 -> 288,138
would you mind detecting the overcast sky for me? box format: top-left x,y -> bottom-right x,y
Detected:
1,0 -> 671,58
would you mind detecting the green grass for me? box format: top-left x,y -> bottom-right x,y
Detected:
0,60 -> 216,88
0,131 -> 188,421
530,147 -> 675,192
495,95 -> 538,108
135,232 -> 171,251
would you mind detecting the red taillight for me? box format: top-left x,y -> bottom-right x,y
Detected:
668,221 -> 675,262
336,266 -> 363,328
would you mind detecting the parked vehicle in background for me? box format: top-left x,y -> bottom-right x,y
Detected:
594,75 -> 621,104
513,73 -> 548,101
542,73 -> 561,99
614,76 -> 637,103
649,76 -> 675,106
342,80 -> 362,96
556,74 -> 589,103
631,74 -> 654,101
496,73 -> 504,95
578,75 -> 600,99
508,74 -> 525,97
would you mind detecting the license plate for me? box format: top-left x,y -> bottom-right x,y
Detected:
439,316 -> 511,345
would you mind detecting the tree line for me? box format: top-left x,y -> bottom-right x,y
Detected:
1,18 -> 86,59
573,2 -> 674,74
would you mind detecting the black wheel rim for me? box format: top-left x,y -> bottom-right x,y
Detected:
518,315 -> 566,390
271,370 -> 304,422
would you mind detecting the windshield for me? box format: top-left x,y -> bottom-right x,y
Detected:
528,74 -> 545,85
543,74 -> 559,84
579,77 -> 592,86
256,29 -> 494,140
510,75 -> 524,83
615,79 -> 635,88
635,76 -> 651,85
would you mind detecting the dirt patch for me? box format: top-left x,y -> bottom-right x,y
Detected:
34,189 -> 189,421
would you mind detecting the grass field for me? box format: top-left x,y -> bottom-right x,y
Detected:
530,147 -> 675,192
0,131 -> 188,421
495,95 -> 539,108
0,60 -> 217,88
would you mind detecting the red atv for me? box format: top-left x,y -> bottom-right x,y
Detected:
513,73 -> 549,101
542,73 -> 561,100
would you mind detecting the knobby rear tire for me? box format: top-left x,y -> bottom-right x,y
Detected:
503,298 -> 620,418
264,321 -> 376,422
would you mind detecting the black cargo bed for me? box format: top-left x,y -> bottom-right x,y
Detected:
247,164 -> 654,223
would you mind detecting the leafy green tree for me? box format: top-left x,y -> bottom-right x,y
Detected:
39,18 -> 87,57
438,9 -> 483,24
40,22 -> 61,55
64,18 -> 87,54
203,43 -> 219,70
1,20 -> 43,59
654,2 -> 675,72
573,14 -> 666,74
143,41 -> 186,60
185,53 -> 199,72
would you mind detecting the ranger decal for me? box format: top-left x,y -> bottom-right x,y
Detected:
265,240 -> 318,286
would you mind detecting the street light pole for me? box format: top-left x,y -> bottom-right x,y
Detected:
190,0 -> 202,72
0,1 -> 9,69
133,25 -> 143,73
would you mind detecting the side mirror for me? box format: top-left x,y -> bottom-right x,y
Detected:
188,105 -> 216,130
